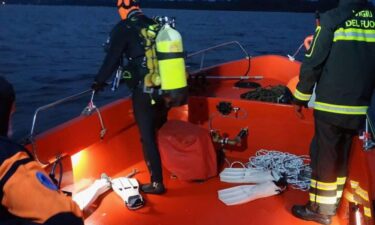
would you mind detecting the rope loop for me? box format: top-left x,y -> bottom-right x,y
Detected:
247,149 -> 311,191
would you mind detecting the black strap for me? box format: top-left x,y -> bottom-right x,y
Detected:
0,157 -> 33,199
157,52 -> 185,60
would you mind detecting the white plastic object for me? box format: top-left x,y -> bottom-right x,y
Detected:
218,181 -> 281,206
219,167 -> 276,184
111,177 -> 144,210
72,177 -> 111,211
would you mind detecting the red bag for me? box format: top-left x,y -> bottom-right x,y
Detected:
158,120 -> 217,181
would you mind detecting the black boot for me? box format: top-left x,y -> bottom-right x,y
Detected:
292,205 -> 332,225
141,182 -> 165,194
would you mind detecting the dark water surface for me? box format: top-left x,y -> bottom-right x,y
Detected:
0,5 -> 314,139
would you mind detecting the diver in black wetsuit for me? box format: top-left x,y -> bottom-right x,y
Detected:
91,0 -> 168,194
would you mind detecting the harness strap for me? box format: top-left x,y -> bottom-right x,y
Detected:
0,157 -> 33,199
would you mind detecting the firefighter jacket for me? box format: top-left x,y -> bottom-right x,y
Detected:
294,0 -> 375,129
0,137 -> 83,225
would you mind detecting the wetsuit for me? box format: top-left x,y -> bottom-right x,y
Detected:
0,77 -> 15,137
0,137 -> 83,225
94,12 -> 168,184
294,0 -> 375,217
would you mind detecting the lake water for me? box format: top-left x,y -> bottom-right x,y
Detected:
0,4 -> 315,140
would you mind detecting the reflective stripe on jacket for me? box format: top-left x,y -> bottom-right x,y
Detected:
294,2 -> 375,128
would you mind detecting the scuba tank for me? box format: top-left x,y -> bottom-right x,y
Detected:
155,23 -> 188,107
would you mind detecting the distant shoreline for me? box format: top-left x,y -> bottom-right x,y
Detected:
4,1 -> 335,13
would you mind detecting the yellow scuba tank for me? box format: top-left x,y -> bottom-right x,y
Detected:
155,23 -> 188,106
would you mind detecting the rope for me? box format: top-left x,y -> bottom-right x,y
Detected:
240,85 -> 293,104
82,91 -> 107,139
246,149 -> 311,191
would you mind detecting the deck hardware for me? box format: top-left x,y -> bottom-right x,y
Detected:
186,41 -> 251,76
359,117 -> 375,151
81,91 -> 107,139
211,127 -> 248,147
189,75 -> 263,80
30,89 -> 92,166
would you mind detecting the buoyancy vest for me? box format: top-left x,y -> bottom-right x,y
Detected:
137,19 -> 161,88
122,16 -> 161,88
0,137 -> 83,225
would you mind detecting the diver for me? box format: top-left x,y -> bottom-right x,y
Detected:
292,0 -> 375,224
0,76 -> 84,225
91,0 -> 188,194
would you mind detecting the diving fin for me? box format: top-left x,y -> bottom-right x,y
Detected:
111,177 -> 145,210
220,167 -> 281,183
72,175 -> 112,211
218,181 -> 283,206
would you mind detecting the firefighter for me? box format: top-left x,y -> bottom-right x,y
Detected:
0,77 -> 84,225
292,0 -> 375,224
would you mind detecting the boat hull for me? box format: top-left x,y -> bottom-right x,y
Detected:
27,55 -> 374,225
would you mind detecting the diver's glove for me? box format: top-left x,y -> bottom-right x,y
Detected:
91,81 -> 106,92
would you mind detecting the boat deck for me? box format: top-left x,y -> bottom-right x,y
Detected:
31,55 -> 373,225
69,122 -> 346,225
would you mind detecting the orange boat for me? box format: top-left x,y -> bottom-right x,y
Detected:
26,42 -> 375,225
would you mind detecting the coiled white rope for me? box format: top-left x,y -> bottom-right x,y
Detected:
248,149 -> 311,191
225,149 -> 311,191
